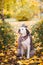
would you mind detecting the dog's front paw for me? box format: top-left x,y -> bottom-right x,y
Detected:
17,56 -> 22,60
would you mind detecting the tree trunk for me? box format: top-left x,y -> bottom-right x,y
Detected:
0,0 -> 5,21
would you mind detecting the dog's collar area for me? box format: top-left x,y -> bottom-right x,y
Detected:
21,35 -> 29,41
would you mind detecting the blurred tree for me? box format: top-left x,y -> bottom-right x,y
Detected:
0,0 -> 40,20
31,19 -> 43,58
31,20 -> 43,44
0,21 -> 16,50
0,0 -> 5,21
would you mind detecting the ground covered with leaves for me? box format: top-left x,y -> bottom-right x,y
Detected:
0,40 -> 43,65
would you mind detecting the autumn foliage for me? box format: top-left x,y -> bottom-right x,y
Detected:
0,21 -> 16,50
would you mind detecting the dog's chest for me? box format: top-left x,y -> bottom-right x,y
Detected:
21,36 -> 30,48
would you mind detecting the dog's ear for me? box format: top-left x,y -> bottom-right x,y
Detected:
26,29 -> 30,35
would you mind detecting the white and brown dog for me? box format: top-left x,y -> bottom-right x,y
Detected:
17,24 -> 35,59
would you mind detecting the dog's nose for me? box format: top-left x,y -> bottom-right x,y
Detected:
18,29 -> 20,33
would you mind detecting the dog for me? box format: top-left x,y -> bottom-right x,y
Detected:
17,24 -> 35,59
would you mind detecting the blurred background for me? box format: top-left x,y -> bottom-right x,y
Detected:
0,0 -> 43,21
0,0 -> 43,65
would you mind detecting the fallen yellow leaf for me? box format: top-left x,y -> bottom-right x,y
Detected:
0,53 -> 5,56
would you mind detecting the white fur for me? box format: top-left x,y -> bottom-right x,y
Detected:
19,27 -> 27,36
21,36 -> 30,58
